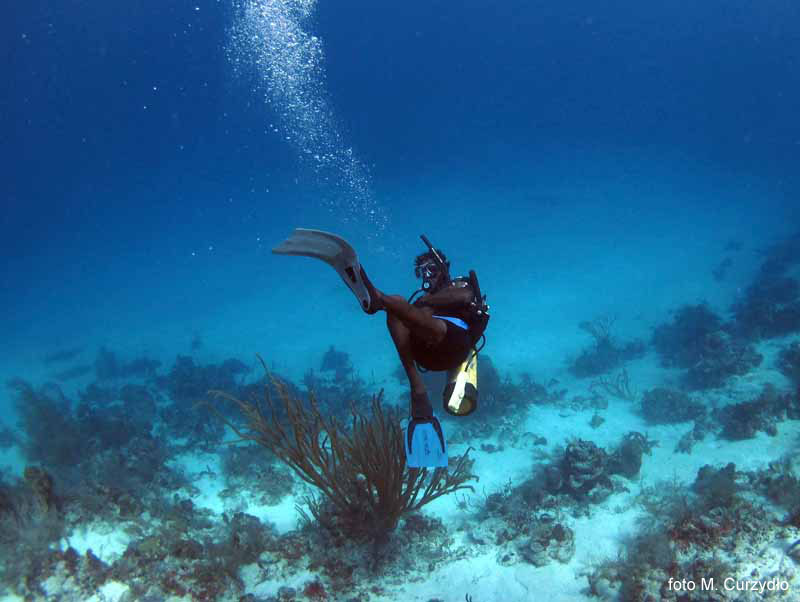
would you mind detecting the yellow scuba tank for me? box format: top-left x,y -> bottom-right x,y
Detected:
443,347 -> 478,416
442,268 -> 487,417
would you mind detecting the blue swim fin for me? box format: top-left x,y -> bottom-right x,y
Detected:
404,415 -> 448,468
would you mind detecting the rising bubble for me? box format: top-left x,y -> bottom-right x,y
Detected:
228,0 -> 389,234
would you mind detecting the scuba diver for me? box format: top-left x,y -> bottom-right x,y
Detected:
273,230 -> 489,468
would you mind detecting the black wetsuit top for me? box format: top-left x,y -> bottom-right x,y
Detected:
410,280 -> 474,371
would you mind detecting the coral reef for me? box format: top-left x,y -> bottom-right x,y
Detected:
515,518 -> 575,567
640,387 -> 705,425
219,445 -> 295,506
157,355 -> 255,447
652,304 -> 762,389
546,439 -> 614,503
0,375 -> 199,598
7,307 -> 800,602
673,415 -> 713,454
4,354 -> 485,600
607,432 -> 657,479
110,510 -> 275,601
1,470 -> 274,601
212,377 -> 475,542
468,433 -> 653,572
161,355 -> 250,407
294,511 -> 461,595
319,345 -> 352,381
652,304 -> 723,368
587,466 -> 787,601
753,456 -> 800,524
731,231 -> 800,340
0,467 -> 66,595
467,481 -> 575,568
777,341 -> 800,387
302,345 -> 376,422
713,384 -> 792,440
9,380 -> 86,469
692,462 -> 738,508
301,360 -> 372,424
684,330 -> 763,390
733,275 -> 800,340
569,316 -> 645,378
545,433 -> 654,503
590,368 -> 638,402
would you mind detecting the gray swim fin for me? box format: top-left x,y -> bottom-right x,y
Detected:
272,228 -> 381,313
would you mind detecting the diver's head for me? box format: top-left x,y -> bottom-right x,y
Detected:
414,249 -> 450,292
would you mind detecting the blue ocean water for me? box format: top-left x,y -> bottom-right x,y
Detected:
2,1 -> 800,600
3,0 -> 797,362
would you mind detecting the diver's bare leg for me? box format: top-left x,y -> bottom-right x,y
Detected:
386,313 -> 426,393
361,269 -> 446,342
387,313 -> 434,416
377,293 -> 446,345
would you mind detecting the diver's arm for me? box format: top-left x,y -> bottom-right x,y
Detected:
415,285 -> 473,310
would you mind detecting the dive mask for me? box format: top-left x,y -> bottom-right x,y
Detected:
415,260 -> 441,290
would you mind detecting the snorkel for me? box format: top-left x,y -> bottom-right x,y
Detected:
420,235 -> 447,270
417,234 -> 451,291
